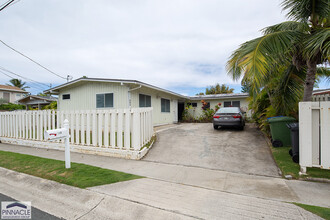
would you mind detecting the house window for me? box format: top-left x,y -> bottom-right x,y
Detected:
139,94 -> 151,107
328,97 -> 330,101
161,98 -> 170,112
202,102 -> 210,110
3,92 -> 10,103
224,101 -> 240,107
224,101 -> 231,107
96,93 -> 113,108
62,94 -> 70,100
187,102 -> 197,107
232,101 -> 240,107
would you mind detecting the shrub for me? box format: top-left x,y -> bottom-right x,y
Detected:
0,103 -> 25,111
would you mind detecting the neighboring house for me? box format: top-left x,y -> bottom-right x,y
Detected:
17,95 -> 57,110
0,85 -> 29,103
44,77 -> 250,126
312,88 -> 330,102
187,93 -> 250,119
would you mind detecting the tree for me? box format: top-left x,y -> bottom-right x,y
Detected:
241,80 -> 251,93
195,92 -> 205,95
205,83 -> 234,94
227,0 -> 329,101
6,79 -> 29,91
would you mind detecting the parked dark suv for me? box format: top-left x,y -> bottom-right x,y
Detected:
213,107 -> 245,130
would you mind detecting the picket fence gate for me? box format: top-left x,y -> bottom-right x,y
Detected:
299,102 -> 330,173
0,108 -> 153,151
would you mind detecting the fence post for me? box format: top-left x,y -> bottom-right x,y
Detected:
320,102 -> 330,169
132,108 -> 141,150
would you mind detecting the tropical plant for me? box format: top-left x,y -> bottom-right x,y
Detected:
6,79 -> 29,91
205,83 -> 234,94
227,0 -> 330,101
42,101 -> 57,110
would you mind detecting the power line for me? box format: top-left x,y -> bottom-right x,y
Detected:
0,70 -> 46,91
0,39 -> 67,79
0,66 -> 50,89
0,0 -> 15,12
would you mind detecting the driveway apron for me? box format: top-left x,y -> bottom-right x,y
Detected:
145,123 -> 279,177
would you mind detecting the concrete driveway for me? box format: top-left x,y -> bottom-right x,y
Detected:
145,123 -> 280,177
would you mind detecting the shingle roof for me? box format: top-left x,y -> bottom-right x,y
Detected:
0,85 -> 28,93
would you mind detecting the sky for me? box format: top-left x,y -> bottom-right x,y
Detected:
0,0 -> 328,96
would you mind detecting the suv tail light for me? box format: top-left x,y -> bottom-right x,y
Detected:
232,115 -> 241,118
213,115 -> 220,118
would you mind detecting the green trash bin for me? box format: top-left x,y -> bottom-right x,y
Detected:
267,116 -> 296,147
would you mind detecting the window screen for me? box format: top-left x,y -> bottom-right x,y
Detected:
232,101 -> 240,107
224,101 -> 231,107
161,98 -> 170,112
62,94 -> 70,100
139,94 -> 151,107
96,93 -> 113,108
187,102 -> 197,107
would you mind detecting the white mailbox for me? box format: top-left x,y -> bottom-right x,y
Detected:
44,128 -> 68,141
44,119 -> 71,169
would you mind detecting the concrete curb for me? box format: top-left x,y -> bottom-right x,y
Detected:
0,167 -> 193,220
0,137 -> 154,160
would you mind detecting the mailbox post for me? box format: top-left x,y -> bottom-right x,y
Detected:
44,119 -> 71,168
63,119 -> 70,169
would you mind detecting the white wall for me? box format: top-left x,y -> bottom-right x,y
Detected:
0,91 -> 25,103
58,81 -> 129,111
130,87 -> 181,126
57,82 -> 182,126
186,97 -> 250,118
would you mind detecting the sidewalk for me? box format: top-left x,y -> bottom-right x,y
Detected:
0,143 -> 329,219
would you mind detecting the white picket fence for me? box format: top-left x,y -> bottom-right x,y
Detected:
299,102 -> 330,173
0,108 -> 153,151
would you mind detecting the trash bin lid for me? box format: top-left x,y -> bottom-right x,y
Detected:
286,122 -> 299,131
267,116 -> 296,123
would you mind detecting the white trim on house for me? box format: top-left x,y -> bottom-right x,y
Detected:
44,77 -> 186,99
189,93 -> 249,100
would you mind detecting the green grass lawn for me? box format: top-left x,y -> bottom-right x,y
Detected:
294,203 -> 330,220
0,150 -> 143,188
271,146 -> 330,179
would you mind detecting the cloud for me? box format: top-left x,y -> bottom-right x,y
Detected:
0,0 -> 286,94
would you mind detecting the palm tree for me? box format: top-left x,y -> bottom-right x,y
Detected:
6,79 -> 29,91
227,0 -> 329,101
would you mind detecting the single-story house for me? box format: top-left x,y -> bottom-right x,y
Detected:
17,95 -> 58,110
0,85 -> 29,104
44,77 -> 249,126
186,93 -> 250,119
312,88 -> 330,102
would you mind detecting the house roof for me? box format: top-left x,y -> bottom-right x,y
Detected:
17,95 -> 57,104
189,93 -> 249,100
44,77 -> 249,100
0,85 -> 29,93
312,88 -> 330,96
44,77 -> 188,99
